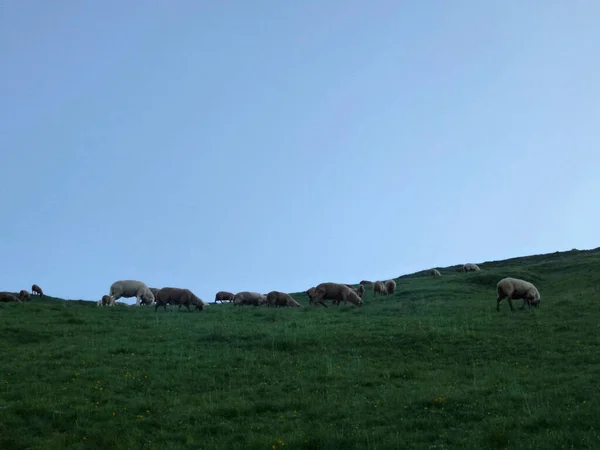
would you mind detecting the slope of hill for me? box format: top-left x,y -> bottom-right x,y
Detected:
1,247 -> 599,449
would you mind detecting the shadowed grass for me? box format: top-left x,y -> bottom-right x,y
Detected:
1,247 -> 600,449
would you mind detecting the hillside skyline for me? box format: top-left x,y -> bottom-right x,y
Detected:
2,2 -> 599,303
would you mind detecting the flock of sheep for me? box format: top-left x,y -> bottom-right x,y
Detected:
0,263 -> 542,313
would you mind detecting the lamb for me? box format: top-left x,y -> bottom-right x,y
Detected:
311,282 -> 363,307
19,290 -> 31,301
460,263 -> 481,272
384,279 -> 396,295
215,291 -> 235,303
109,280 -> 155,306
0,292 -> 21,303
359,280 -> 373,285
154,287 -> 205,312
96,295 -> 113,307
373,281 -> 386,297
32,284 -> 44,297
496,277 -> 541,312
430,269 -> 442,277
233,291 -> 267,307
266,291 -> 301,307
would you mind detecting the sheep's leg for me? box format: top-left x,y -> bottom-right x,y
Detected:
496,297 -> 502,312
507,297 -> 515,312
185,304 -> 191,312
135,295 -> 141,306
520,299 -> 526,310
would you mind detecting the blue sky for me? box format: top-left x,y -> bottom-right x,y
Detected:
1,1 -> 599,304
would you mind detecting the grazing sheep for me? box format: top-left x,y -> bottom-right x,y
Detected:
215,291 -> 235,303
311,282 -> 363,307
31,284 -> 43,297
266,291 -> 301,308
496,277 -> 541,312
351,285 -> 365,298
97,294 -> 113,307
359,280 -> 373,285
430,269 -> 442,277
233,291 -> 267,307
109,280 -> 155,306
384,279 -> 396,295
460,263 -> 481,272
19,290 -> 31,301
373,281 -> 386,297
0,292 -> 21,303
154,287 -> 205,312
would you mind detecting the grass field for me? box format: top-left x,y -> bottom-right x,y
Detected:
2,247 -> 600,450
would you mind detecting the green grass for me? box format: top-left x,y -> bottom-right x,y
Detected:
2,247 -> 600,449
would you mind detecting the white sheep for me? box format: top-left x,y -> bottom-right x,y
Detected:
496,277 -> 541,312
109,280 -> 155,306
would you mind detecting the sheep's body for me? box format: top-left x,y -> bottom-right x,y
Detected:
359,280 -> 373,285
384,279 -> 396,295
31,284 -> 43,296
233,291 -> 267,307
266,291 -> 301,307
373,281 -> 386,297
0,292 -> 21,303
215,291 -> 235,303
109,280 -> 155,306
496,277 -> 541,312
311,282 -> 363,307
19,290 -> 30,301
460,263 -> 481,272
97,295 -> 113,307
344,284 -> 365,298
430,269 -> 442,277
154,287 -> 205,312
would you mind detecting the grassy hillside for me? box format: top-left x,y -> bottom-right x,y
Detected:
1,247 -> 600,450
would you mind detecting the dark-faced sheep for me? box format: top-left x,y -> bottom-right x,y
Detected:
460,263 -> 481,272
154,287 -> 205,312
306,287 -> 317,305
373,281 -> 386,297
384,279 -> 396,296
109,280 -> 155,306
215,291 -> 235,303
311,282 -> 363,307
19,290 -> 31,301
233,291 -> 267,307
496,277 -> 541,312
32,284 -> 43,297
97,295 -> 113,307
430,269 -> 442,277
266,291 -> 301,308
0,292 -> 21,303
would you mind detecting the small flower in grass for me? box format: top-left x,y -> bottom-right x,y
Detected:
136,414 -> 144,419
82,436 -> 86,440
112,412 -> 116,417
146,410 -> 150,414
144,375 -> 148,379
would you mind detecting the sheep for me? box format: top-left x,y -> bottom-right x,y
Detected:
359,280 -> 373,285
373,281 -> 386,297
344,284 -> 365,299
384,279 -> 396,295
0,292 -> 21,303
496,277 -> 541,312
215,291 -> 235,303
97,294 -> 113,307
31,284 -> 43,297
460,263 -> 481,272
154,287 -> 205,312
266,291 -> 301,308
311,282 -> 363,307
430,269 -> 442,277
19,290 -> 31,301
109,280 -> 155,306
233,291 -> 267,307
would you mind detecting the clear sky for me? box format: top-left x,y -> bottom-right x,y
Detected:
1,1 -> 599,304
